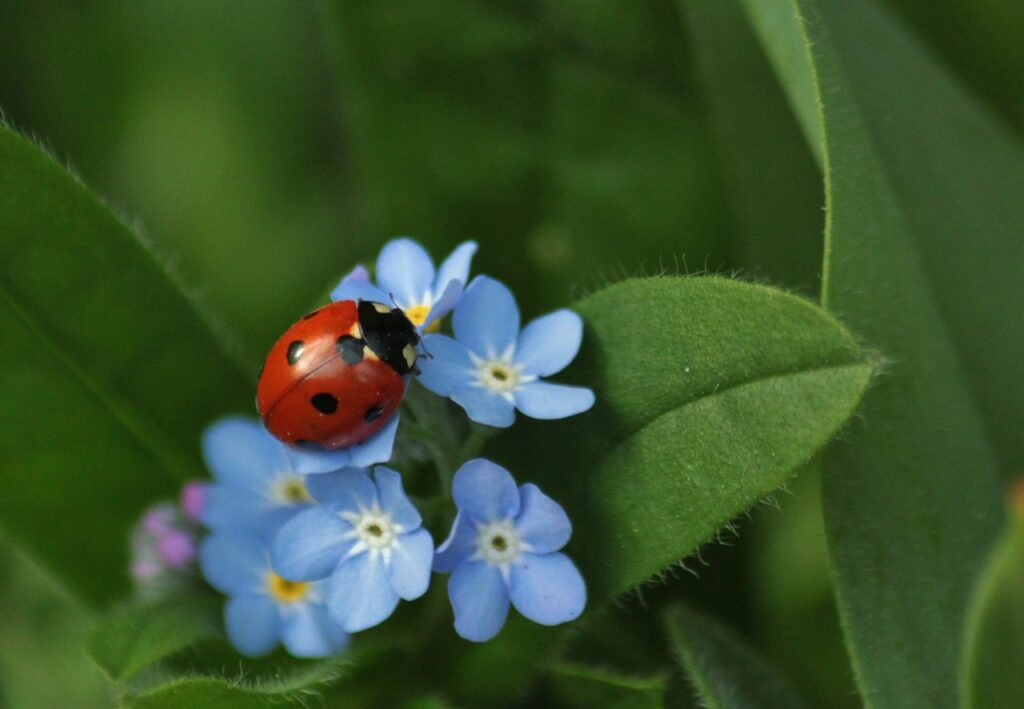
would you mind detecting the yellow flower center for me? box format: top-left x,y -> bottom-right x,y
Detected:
267,573 -> 310,603
404,304 -> 431,327
277,476 -> 312,505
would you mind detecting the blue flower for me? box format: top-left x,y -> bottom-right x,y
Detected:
272,466 -> 434,633
199,527 -> 349,658
434,459 -> 586,642
283,415 -> 401,475
331,237 -> 478,331
416,276 -> 595,427
201,417 -> 321,532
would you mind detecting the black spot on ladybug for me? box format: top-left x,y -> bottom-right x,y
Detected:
311,392 -> 339,414
287,340 -> 304,365
336,335 -> 364,365
364,405 -> 384,422
295,439 -> 323,451
302,308 -> 322,320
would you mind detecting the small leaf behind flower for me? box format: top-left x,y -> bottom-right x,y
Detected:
665,604 -> 809,709
498,276 -> 872,601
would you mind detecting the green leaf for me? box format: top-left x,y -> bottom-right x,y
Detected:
740,0 -> 1013,704
0,125 -> 253,604
963,500 -> 1024,709
87,596 -> 221,684
123,658 -> 347,709
548,662 -> 668,708
665,604 -> 808,709
499,276 -> 871,601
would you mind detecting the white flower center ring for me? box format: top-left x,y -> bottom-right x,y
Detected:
475,518 -> 524,566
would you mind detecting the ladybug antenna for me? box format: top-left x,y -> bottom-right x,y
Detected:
388,291 -> 400,309
418,337 -> 434,360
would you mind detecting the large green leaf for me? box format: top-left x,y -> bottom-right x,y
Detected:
499,276 -> 871,601
87,596 -> 222,685
0,125 -> 253,604
963,499 -> 1024,709
665,604 -> 808,709
741,0 -> 1012,704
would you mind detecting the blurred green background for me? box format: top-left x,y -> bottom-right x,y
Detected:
0,1 -> 1020,706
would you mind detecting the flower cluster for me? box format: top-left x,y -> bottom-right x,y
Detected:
130,490 -> 203,598
169,237 -> 593,657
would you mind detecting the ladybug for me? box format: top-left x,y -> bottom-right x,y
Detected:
256,300 -> 419,450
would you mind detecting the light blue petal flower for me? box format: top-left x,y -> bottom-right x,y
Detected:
449,560 -> 510,643
199,533 -> 267,596
508,552 -> 586,626
514,310 -> 584,377
451,385 -> 516,428
328,552 -> 400,633
201,484 -> 270,531
348,414 -> 400,468
416,335 -> 474,396
422,278 -> 463,329
514,484 -> 571,554
433,241 -> 478,299
280,603 -> 349,658
452,458 -> 521,523
225,594 -> 279,657
203,417 -> 289,488
374,467 -> 421,529
376,238 -> 435,308
305,469 -> 377,515
272,507 -> 354,582
387,528 -> 433,601
331,278 -> 389,305
285,445 -> 352,476
433,511 -> 478,573
514,381 -> 595,420
453,276 -> 520,358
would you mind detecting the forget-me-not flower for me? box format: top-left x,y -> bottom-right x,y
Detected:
200,526 -> 349,658
434,458 -> 586,642
416,276 -> 595,427
201,416 -> 321,531
331,237 -> 478,330
272,466 -> 434,633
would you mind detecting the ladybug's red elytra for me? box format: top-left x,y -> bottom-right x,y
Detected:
256,300 -> 419,451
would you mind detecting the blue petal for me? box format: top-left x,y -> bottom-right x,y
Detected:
348,414 -> 400,468
508,552 -> 586,626
201,483 -> 269,531
514,381 -> 595,420
376,238 -> 435,308
331,278 -> 389,305
388,528 -> 433,600
199,532 -> 268,595
514,484 -> 572,554
422,278 -> 463,329
272,507 -> 354,582
452,458 -> 520,523
305,469 -> 377,515
280,603 -> 349,658
433,511 -> 479,573
449,560 -> 510,643
202,417 -> 289,488
451,385 -> 516,428
285,445 -> 352,476
452,276 -> 520,358
514,310 -> 583,377
373,466 -> 421,529
433,241 -> 478,298
327,552 -> 400,633
416,335 -> 475,396
225,594 -> 280,657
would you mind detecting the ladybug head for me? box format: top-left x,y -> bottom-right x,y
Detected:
358,300 -> 420,375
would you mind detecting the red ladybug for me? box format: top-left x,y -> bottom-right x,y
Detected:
257,300 -> 419,450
